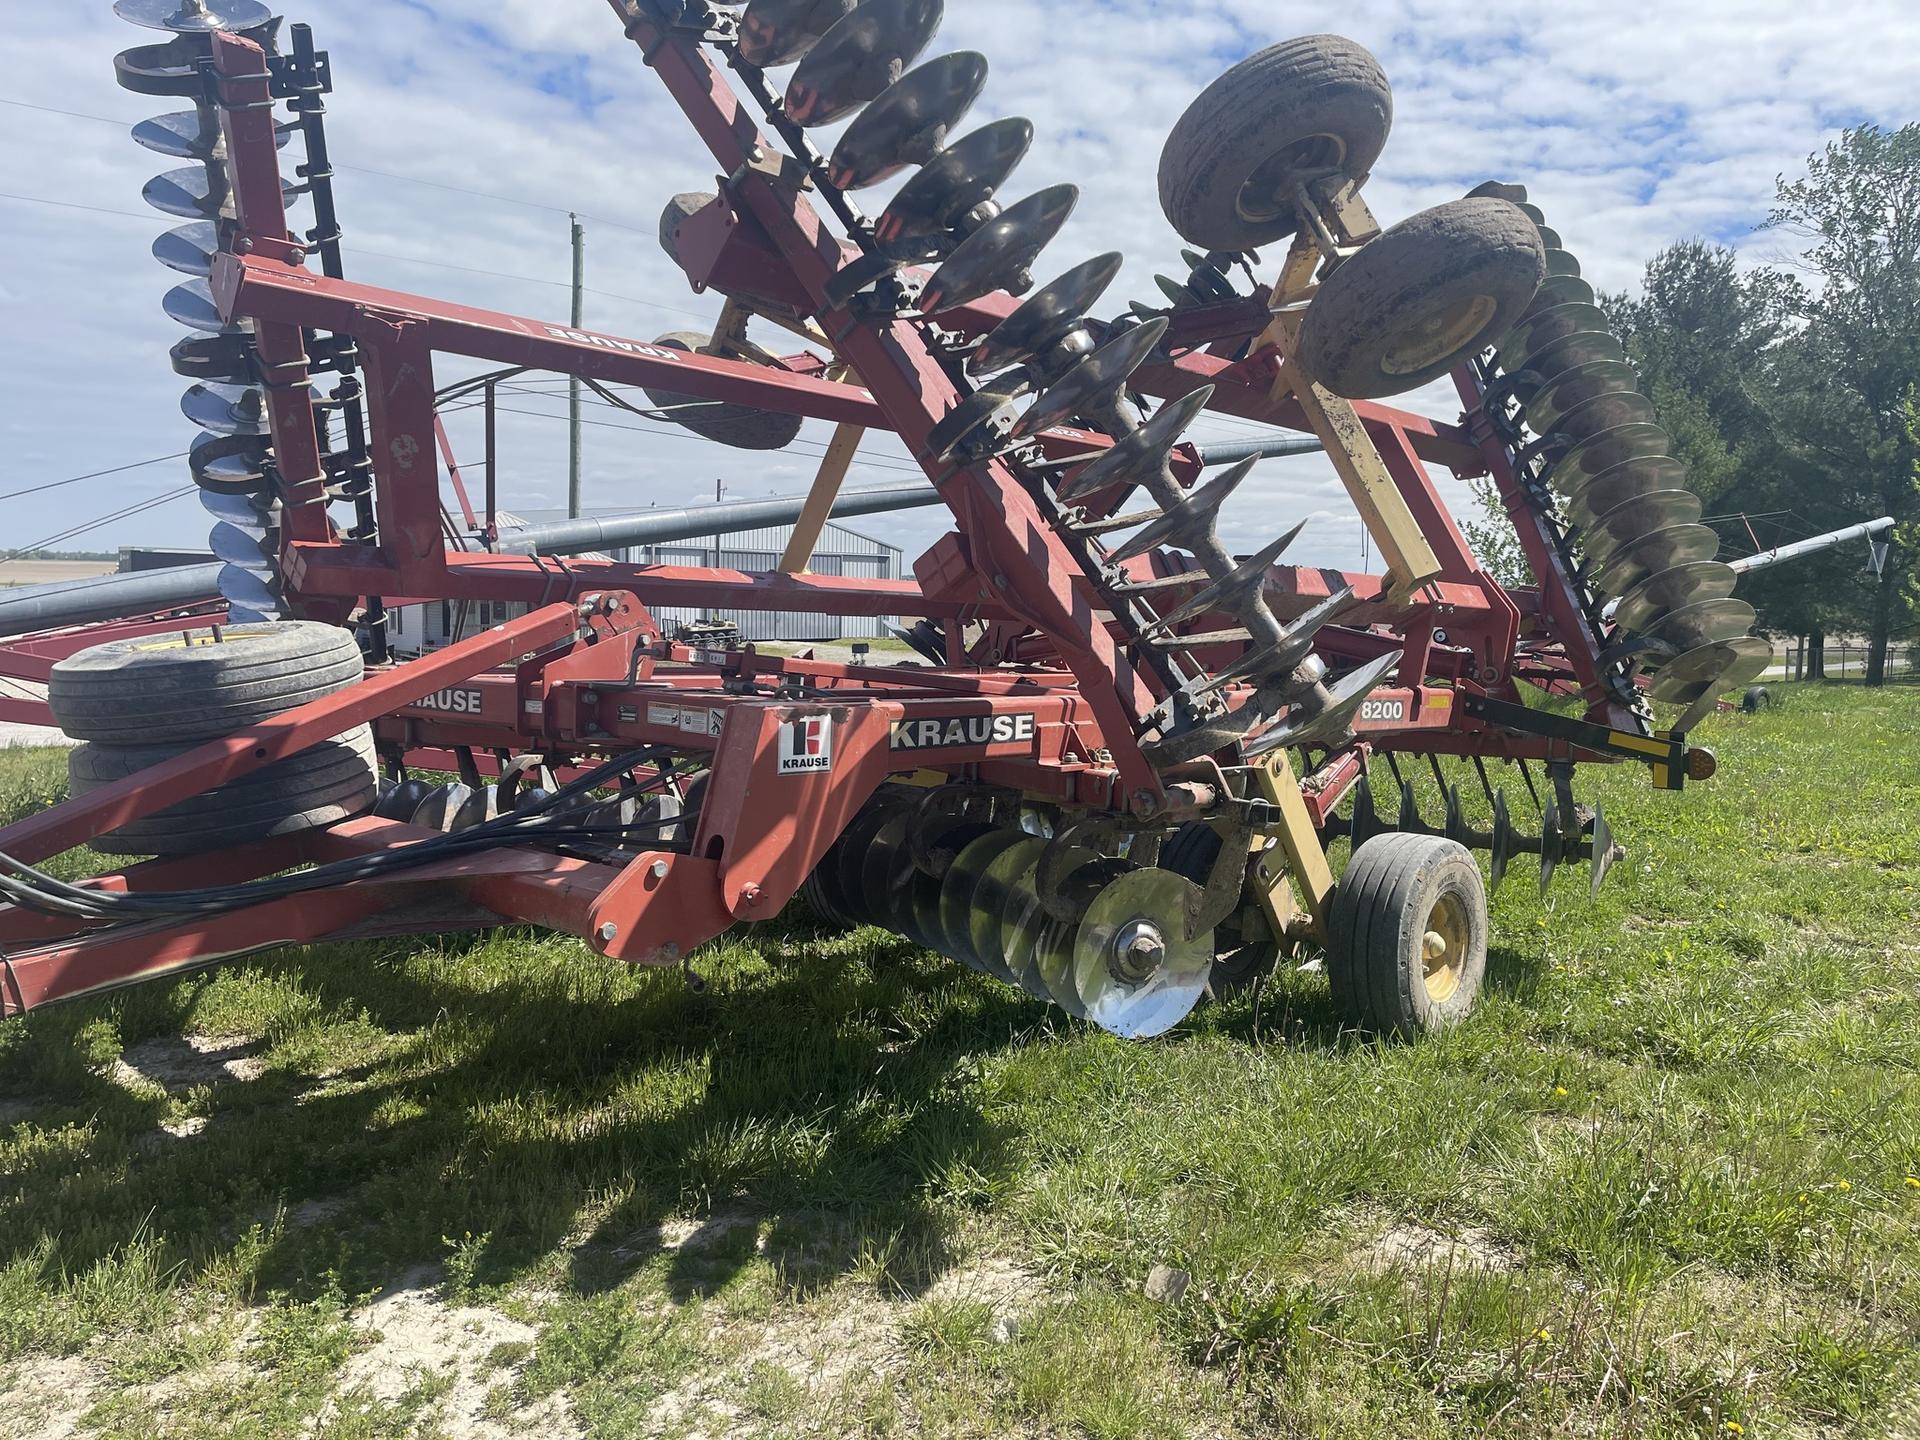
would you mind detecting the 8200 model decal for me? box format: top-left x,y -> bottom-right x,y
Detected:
890,713 -> 1037,751
1358,698 -> 1406,723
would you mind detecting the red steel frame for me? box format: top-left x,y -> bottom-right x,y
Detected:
0,14 -> 1662,1014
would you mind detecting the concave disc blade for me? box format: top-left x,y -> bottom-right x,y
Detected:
170,332 -> 251,383
1546,421 -> 1671,492
208,519 -> 274,569
873,116 -> 1033,259
116,0 -> 273,33
153,220 -> 219,277
1518,274 -> 1595,318
969,251 -> 1122,376
996,858 -> 1060,1001
1611,560 -> 1736,634
145,164 -> 224,220
1544,389 -> 1658,446
1512,329 -> 1626,389
1012,316 -> 1166,440
1560,454 -> 1689,516
1524,358 -> 1640,436
737,0 -> 856,68
969,835 -> 1044,986
857,806 -> 917,934
1641,596 -> 1758,656
181,380 -> 269,436
1058,385 -> 1211,504
1580,490 -> 1704,568
163,278 -> 240,333
1497,300 -> 1611,370
1033,916 -> 1089,1018
1590,523 -> 1720,597
199,487 -> 277,528
216,562 -> 280,618
1542,248 -> 1582,279
1646,634 -> 1771,704
784,0 -> 945,128
938,830 -> 1028,973
134,108 -> 292,159
1071,867 -> 1214,1039
839,801 -> 904,926
828,49 -> 988,189
921,183 -> 1078,314
189,431 -> 270,494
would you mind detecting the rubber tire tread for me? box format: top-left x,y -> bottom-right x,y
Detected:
70,725 -> 378,857
1296,197 -> 1545,399
1157,35 -> 1392,252
640,331 -> 805,452
48,622 -> 364,744
1327,832 -> 1486,1036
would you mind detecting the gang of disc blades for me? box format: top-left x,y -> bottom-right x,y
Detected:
1579,490 -> 1705,568
996,860 -> 1061,1001
1646,634 -> 1771,703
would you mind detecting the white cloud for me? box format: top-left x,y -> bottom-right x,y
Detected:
1,0 -> 1912,579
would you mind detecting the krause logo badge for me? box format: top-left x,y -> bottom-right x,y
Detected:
777,714 -> 834,775
890,712 -> 1036,751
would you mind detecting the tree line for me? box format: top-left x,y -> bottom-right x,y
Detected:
1480,124 -> 1920,685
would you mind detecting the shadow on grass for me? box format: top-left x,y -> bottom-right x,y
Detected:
0,910 -> 1035,1315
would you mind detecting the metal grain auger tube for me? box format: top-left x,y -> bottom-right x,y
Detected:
0,8 -> 1758,1041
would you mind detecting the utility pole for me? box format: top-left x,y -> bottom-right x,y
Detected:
568,214 -> 585,519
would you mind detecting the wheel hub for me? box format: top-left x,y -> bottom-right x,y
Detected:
1422,892 -> 1469,1003
1235,134 -> 1345,226
1380,293 -> 1497,376
1110,918 -> 1167,984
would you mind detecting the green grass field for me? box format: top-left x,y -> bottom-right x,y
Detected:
0,682 -> 1917,1438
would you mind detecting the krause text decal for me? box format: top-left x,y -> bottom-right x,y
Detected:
777,714 -> 834,774
890,712 -> 1036,751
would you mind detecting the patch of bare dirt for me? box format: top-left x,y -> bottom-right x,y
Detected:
323,1267 -> 579,1439
1352,1218 -> 1518,1274
110,1034 -> 266,1094
0,1354 -> 95,1440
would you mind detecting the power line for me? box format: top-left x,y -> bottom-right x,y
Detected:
0,452 -> 189,505
5,485 -> 197,560
0,96 -> 651,235
0,191 -> 708,322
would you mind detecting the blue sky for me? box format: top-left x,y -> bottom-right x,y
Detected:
2,0 -> 1916,572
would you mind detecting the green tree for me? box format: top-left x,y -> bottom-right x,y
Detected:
1764,124 -> 1920,684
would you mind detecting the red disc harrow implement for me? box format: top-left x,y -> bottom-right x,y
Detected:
0,0 -> 1761,1038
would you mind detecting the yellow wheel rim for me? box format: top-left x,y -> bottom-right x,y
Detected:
1421,891 -> 1470,1005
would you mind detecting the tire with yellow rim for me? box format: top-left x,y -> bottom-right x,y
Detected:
1327,832 -> 1487,1036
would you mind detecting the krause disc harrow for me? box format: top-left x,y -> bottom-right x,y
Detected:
0,0 -> 1754,1039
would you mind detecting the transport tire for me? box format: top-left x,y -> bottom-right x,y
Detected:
47,621 -> 364,745
1157,35 -> 1393,252
1295,197 -> 1545,398
1326,833 -> 1487,1036
639,330 -> 806,452
1741,685 -> 1771,712
69,724 -> 379,858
